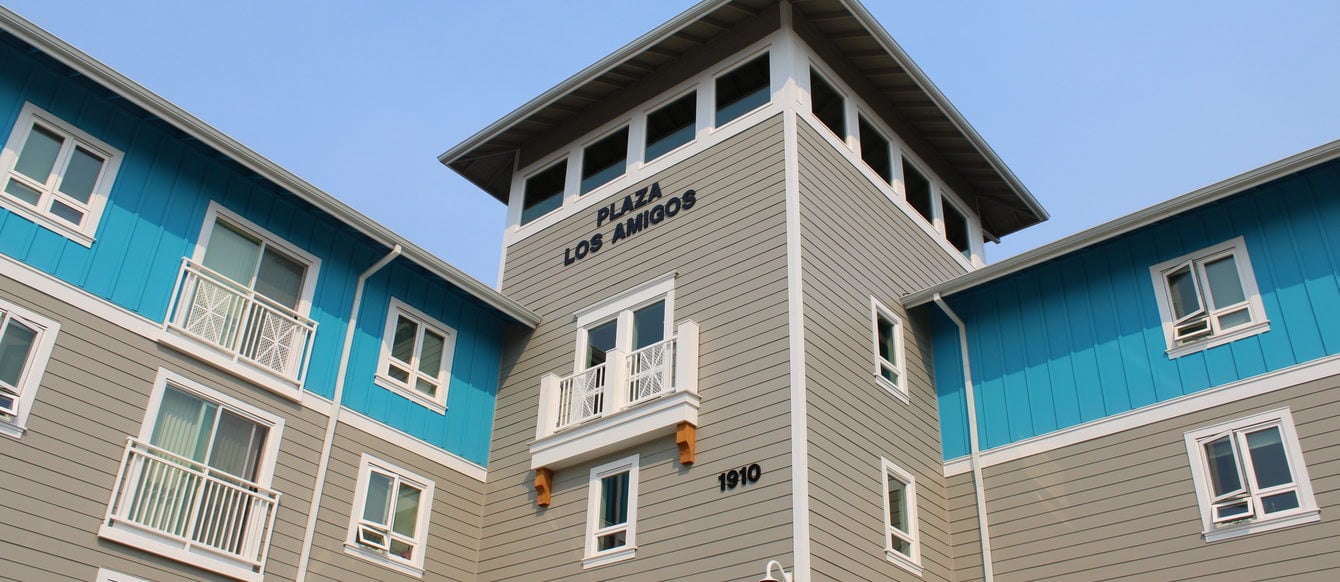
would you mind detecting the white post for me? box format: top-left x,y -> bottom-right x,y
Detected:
675,321 -> 699,395
536,373 -> 562,440
604,349 -> 628,414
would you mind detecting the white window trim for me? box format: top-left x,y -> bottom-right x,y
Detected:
640,87 -> 700,166
0,102 -> 122,247
583,454 -> 640,568
344,453 -> 436,578
881,458 -> 922,575
573,272 -> 676,371
94,568 -> 153,582
1183,407 -> 1319,542
577,123 -> 633,196
192,201 -> 322,315
373,298 -> 457,414
0,297 -> 59,439
1150,237 -> 1269,358
871,298 -> 908,404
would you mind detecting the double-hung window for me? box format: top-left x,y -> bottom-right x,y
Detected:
881,458 -> 921,574
0,102 -> 122,246
584,454 -> 639,568
1150,237 -> 1267,355
375,299 -> 456,413
101,369 -> 283,581
871,298 -> 907,402
0,299 -> 59,438
1184,409 -> 1318,541
347,454 -> 435,576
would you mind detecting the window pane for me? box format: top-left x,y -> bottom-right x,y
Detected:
1203,255 -> 1246,308
389,538 -> 414,560
1216,500 -> 1252,520
4,178 -> 42,205
580,127 -> 629,194
57,146 -> 104,204
600,471 -> 629,528
1245,427 -> 1293,489
362,472 -> 393,525
877,315 -> 896,366
419,330 -> 445,378
255,248 -> 305,309
208,410 -> 266,480
0,319 -> 37,389
597,530 -> 627,552
150,387 -> 217,463
715,53 -> 770,126
887,474 -> 908,532
943,202 -> 970,254
392,483 -> 421,538
809,68 -> 845,137
1165,265 -> 1201,320
1203,435 -> 1242,496
632,301 -> 665,350
48,199 -> 84,225
13,125 -> 62,183
646,92 -> 696,161
1218,307 -> 1252,329
521,161 -> 566,225
859,117 -> 891,182
202,222 -> 261,286
902,159 -> 932,222
390,316 -> 418,365
586,320 -> 617,368
1262,491 -> 1300,514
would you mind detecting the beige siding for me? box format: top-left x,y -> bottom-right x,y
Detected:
947,372 -> 1340,582
794,118 -> 967,582
484,114 -> 794,580
0,274 -> 326,582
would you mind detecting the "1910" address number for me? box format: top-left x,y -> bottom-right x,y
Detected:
718,463 -> 762,492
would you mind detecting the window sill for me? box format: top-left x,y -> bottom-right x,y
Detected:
583,546 -> 636,569
876,375 -> 909,405
1166,321 -> 1270,359
1203,508 -> 1320,542
373,376 -> 447,414
0,198 -> 96,247
343,543 -> 425,578
99,523 -> 264,582
885,549 -> 924,576
0,419 -> 24,439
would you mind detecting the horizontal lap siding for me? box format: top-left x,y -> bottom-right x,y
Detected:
0,274 -> 326,581
483,114 -> 793,581
795,119 -> 966,582
947,371 -> 1340,581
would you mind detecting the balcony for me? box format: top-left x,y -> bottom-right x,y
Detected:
100,438 -> 280,582
162,259 -> 317,395
531,321 -> 699,469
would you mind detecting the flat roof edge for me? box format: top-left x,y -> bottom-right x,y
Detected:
904,138 -> 1340,308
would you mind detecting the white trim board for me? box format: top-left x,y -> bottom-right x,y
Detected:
943,353 -> 1340,477
340,407 -> 488,482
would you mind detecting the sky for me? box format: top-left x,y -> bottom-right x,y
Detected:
6,1 -> 1340,286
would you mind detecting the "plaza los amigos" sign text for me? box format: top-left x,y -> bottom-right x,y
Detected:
562,182 -> 697,267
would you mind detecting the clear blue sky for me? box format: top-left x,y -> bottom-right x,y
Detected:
7,1 -> 1340,286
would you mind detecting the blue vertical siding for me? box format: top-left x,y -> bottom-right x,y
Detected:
932,160 -> 1340,459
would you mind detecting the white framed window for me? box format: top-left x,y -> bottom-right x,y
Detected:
871,298 -> 907,403
346,454 -> 435,577
1150,237 -> 1268,357
0,103 -> 122,247
94,568 -> 153,582
520,159 -> 567,226
374,298 -> 456,413
192,203 -> 320,314
584,454 -> 639,568
575,273 -> 675,373
857,115 -> 893,183
0,298 -> 58,438
714,51 -> 771,127
100,369 -> 284,582
1184,408 -> 1318,542
580,126 -> 630,195
644,90 -> 697,163
881,458 -> 922,575
808,66 -> 846,139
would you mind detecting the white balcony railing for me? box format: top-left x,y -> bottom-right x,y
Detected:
538,321 -> 699,442
105,438 -> 280,570
165,258 -> 317,385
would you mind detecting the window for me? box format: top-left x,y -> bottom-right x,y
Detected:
0,102 -> 122,246
858,116 -> 892,182
100,369 -> 283,581
901,158 -> 933,223
581,127 -> 629,194
0,299 -> 58,439
1150,237 -> 1267,356
347,454 -> 435,577
881,458 -> 921,574
584,454 -> 639,568
871,299 -> 907,402
809,67 -> 846,138
942,199 -> 970,256
375,299 -> 456,413
521,160 -> 567,225
95,568 -> 153,582
715,52 -> 770,126
1184,408 -> 1318,542
645,91 -> 696,162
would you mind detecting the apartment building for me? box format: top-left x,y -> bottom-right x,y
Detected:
4,0 -> 1339,581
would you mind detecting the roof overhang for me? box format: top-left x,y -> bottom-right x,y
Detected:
440,0 -> 1048,239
